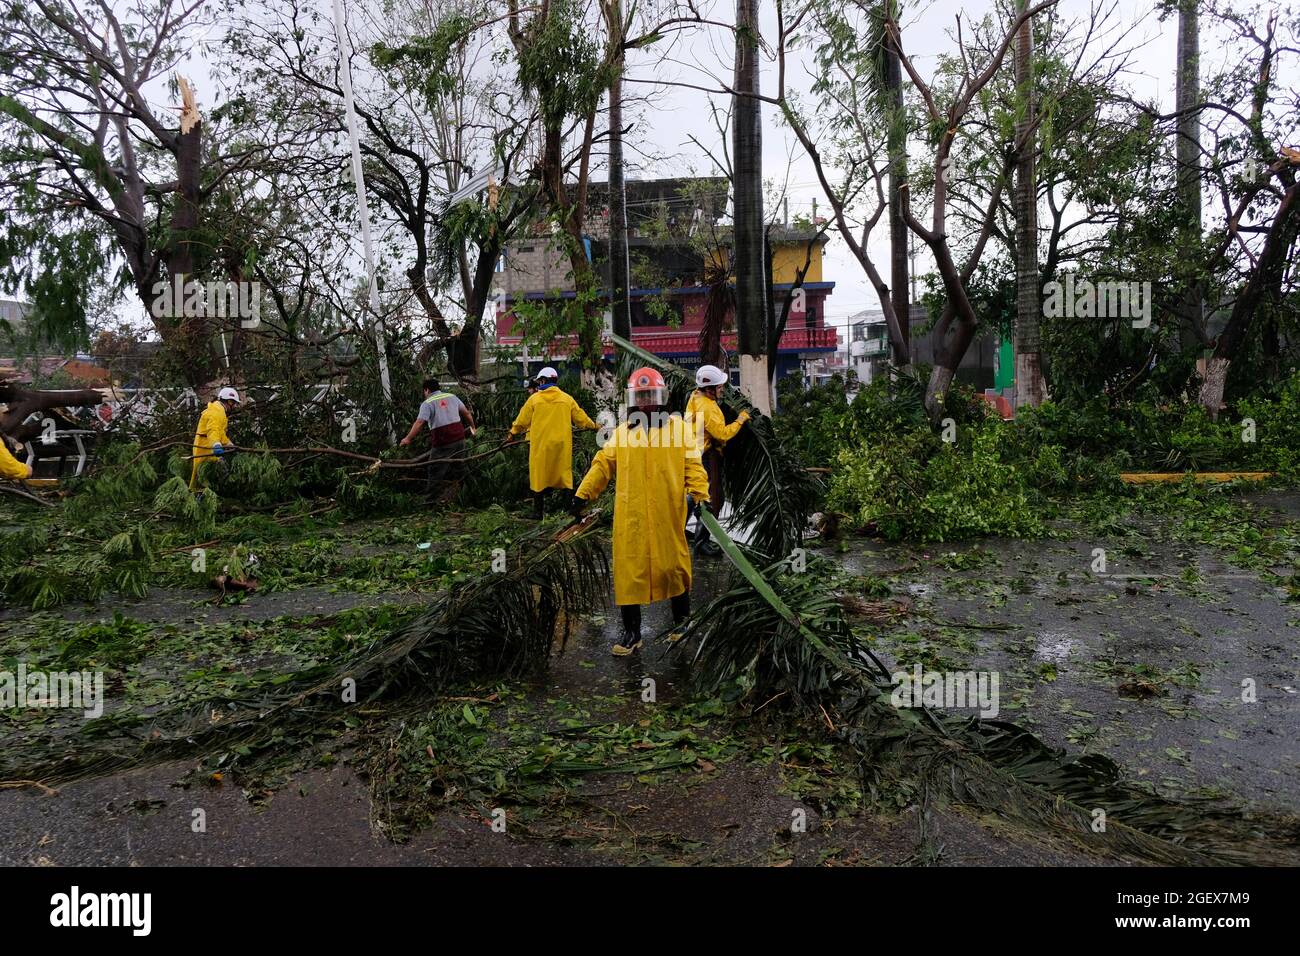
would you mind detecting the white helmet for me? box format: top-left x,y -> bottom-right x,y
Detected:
217,387 -> 241,404
695,365 -> 728,388
536,366 -> 558,380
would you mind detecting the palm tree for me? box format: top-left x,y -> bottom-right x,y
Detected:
733,0 -> 770,411
882,1 -> 910,364
1012,0 -> 1046,409
1176,0 -> 1205,355
604,0 -> 631,340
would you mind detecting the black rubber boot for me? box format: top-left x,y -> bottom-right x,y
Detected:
614,605 -> 643,655
694,523 -> 722,556
667,591 -> 690,643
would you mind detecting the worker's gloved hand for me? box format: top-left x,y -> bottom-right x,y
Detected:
568,495 -> 588,518
211,442 -> 225,457
737,411 -> 751,425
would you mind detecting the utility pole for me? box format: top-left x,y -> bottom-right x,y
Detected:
332,0 -> 394,436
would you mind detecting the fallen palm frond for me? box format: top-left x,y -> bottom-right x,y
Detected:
680,510 -> 1300,866
697,262 -> 734,368
610,333 -> 820,561
2,516 -> 610,787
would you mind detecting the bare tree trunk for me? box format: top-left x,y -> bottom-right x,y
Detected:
1012,0 -> 1046,410
1176,0 -> 1206,353
606,0 -> 631,341
540,125 -> 602,368
884,0 -> 910,365
1198,356 -> 1230,418
698,264 -> 733,368
734,0 -> 770,411
448,237 -> 502,381
926,365 -> 955,414
920,245 -> 982,418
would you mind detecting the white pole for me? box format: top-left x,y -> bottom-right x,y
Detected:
332,0 -> 394,436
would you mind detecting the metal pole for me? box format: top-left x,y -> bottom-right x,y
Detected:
332,0 -> 394,436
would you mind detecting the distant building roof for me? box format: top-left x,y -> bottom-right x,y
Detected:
0,355 -> 111,386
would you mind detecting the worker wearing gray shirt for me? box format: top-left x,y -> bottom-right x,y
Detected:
400,375 -> 476,501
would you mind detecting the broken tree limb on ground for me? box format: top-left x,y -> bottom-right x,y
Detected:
182,441 -> 514,470
1120,471 -> 1274,483
0,381 -> 105,441
0,481 -> 52,507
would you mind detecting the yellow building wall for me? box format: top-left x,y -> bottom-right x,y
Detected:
704,240 -> 824,285
771,242 -> 823,284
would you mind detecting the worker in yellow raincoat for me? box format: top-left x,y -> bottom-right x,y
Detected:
684,364 -> 750,555
570,367 -> 711,656
189,387 -> 240,490
506,366 -> 599,518
0,436 -> 33,481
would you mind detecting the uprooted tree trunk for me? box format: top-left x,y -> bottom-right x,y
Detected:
0,382 -> 105,442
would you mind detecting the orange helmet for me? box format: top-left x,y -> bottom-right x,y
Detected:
627,366 -> 667,408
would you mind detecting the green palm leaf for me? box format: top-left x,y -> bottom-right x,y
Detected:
2,518 -> 611,786
611,333 -> 821,561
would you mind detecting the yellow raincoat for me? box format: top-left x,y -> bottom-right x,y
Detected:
685,389 -> 748,455
0,440 -> 31,480
575,414 -> 710,606
189,400 -> 232,489
508,387 -> 598,492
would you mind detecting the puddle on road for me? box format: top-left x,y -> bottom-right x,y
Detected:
1032,631 -> 1077,664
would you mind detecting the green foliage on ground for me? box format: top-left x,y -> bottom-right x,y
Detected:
0,435 -> 535,609
828,426 -> 1045,543
778,367 -> 1300,542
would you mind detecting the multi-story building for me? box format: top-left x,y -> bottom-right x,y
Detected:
493,177 -> 838,380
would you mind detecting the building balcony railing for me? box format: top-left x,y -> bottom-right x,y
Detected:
496,326 -> 839,357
